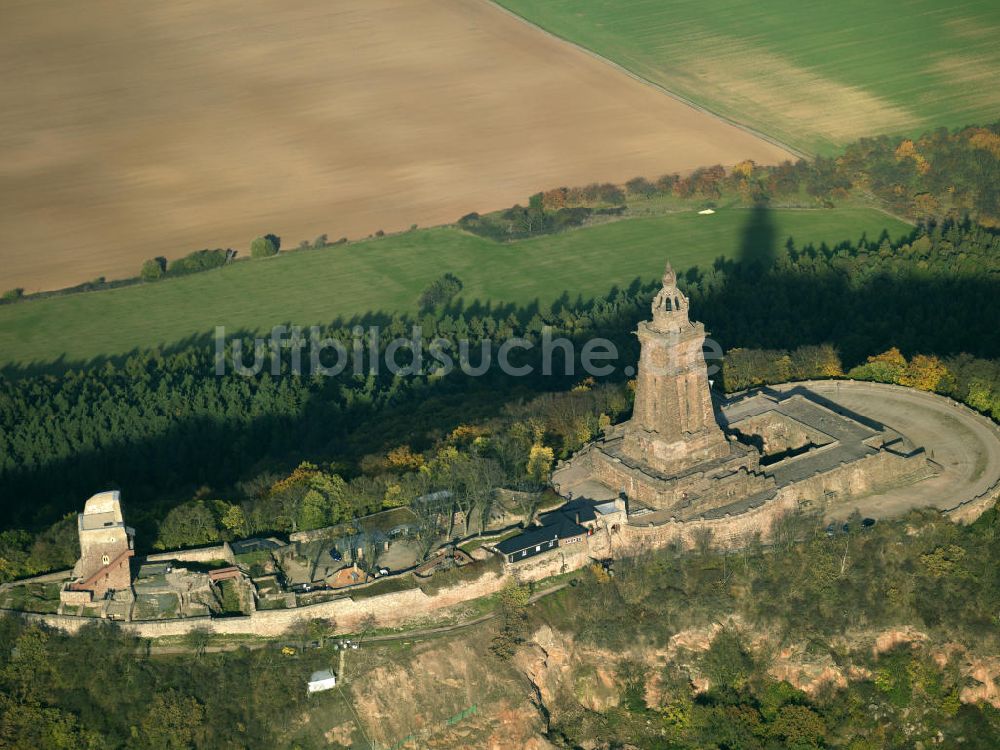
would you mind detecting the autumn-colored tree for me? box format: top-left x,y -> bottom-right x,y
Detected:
722,348 -> 792,391
526,443 -> 554,485
269,461 -> 321,496
598,413 -> 612,434
894,139 -> 930,174
386,445 -> 424,471
912,192 -> 941,218
894,139 -> 918,161
541,187 -> 567,210
265,462 -> 350,531
969,128 -> 1000,158
447,423 -> 489,446
490,582 -> 530,660
965,379 -> 999,418
789,344 -> 843,379
219,503 -> 250,538
847,347 -> 907,384
899,353 -> 949,391
690,164 -> 726,198
672,176 -> 694,198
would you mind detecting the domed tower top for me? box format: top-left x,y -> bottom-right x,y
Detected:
650,259 -> 690,332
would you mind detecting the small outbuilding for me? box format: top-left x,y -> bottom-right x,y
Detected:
307,669 -> 337,694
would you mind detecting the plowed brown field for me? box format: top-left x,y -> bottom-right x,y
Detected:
0,0 -> 793,292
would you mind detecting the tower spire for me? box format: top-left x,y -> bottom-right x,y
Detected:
663,260 -> 676,286
651,257 -> 689,332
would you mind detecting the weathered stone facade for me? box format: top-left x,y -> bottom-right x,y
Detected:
621,262 -> 732,474
554,258 -> 931,523
60,491 -> 135,604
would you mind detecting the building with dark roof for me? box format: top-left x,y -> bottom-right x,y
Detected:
492,496 -> 627,564
494,508 -> 590,564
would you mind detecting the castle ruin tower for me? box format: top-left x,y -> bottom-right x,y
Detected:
621,261 -> 730,473
61,491 -> 135,604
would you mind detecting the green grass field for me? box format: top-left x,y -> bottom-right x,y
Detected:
0,207 -> 910,367
495,0 -> 1000,155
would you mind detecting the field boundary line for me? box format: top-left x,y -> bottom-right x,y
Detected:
486,0 -> 810,161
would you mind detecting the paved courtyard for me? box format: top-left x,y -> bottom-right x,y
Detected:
557,380 -> 1000,524
764,381 -> 1000,521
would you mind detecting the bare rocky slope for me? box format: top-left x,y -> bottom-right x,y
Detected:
323,616 -> 1000,748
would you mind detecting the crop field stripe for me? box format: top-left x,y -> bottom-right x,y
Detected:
0,208 -> 912,368
493,0 -> 1000,155
486,0 -> 808,159
0,0 -> 793,292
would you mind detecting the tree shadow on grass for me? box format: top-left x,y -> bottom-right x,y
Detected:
2,223 -> 999,535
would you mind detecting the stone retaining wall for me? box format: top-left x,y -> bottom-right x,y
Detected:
146,542 -> 235,566
946,480 -> 1000,524
776,448 -> 933,511
785,379 -> 1000,524
9,382 -> 999,640
618,492 -> 801,553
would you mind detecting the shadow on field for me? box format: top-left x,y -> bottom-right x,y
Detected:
737,202 -> 778,272
2,224 -> 999,535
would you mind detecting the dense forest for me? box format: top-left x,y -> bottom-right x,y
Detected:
0,218 -> 998,579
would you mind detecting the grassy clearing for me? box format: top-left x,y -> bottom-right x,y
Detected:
495,0 -> 1000,155
0,581 -> 63,613
0,207 -> 910,368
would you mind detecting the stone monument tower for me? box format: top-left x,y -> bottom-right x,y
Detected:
621,262 -> 730,474
552,258 -> 774,518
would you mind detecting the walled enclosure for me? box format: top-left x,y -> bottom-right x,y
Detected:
9,258 -> 1000,638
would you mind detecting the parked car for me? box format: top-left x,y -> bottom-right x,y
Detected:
330,548 -> 343,562
861,517 -> 877,529
377,567 -> 390,577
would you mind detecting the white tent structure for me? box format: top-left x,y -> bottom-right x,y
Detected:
307,669 -> 337,694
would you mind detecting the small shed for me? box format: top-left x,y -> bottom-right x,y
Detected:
307,669 -> 337,694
